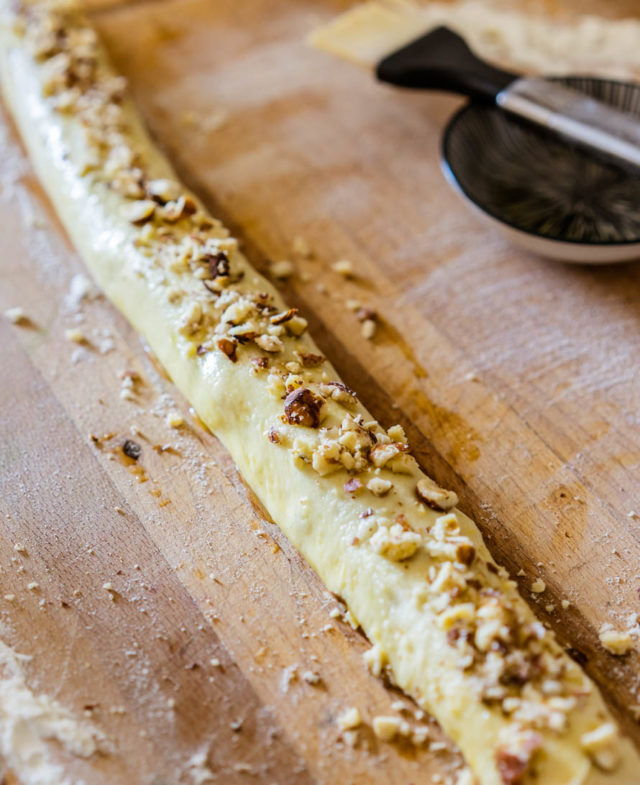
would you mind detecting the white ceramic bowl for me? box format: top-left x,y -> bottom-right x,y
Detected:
441,77 -> 640,264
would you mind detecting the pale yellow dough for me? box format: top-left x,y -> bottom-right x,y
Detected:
1,3 -> 638,784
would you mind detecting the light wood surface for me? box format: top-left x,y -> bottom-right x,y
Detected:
1,1 -> 640,783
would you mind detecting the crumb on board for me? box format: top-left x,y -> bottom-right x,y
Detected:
165,412 -> 184,428
372,715 -> 402,741
531,579 -> 546,594
332,259 -> 354,277
302,670 -> 321,685
337,707 -> 361,731
270,259 -> 295,280
27,582 -> 39,591
291,235 -> 312,258
103,582 -> 118,601
4,306 -> 29,324
361,319 -> 376,340
599,627 -> 634,655
65,327 -> 86,344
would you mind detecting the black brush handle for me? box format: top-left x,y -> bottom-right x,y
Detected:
376,26 -> 517,102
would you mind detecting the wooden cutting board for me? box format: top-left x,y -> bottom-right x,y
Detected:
1,1 -> 640,783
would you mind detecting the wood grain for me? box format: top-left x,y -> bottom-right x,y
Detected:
1,0 -> 639,782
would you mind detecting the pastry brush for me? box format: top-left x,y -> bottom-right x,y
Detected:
308,3 -> 640,170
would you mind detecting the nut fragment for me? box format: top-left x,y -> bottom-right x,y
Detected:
599,628 -> 633,655
4,307 -> 28,325
295,351 -> 325,367
270,260 -> 295,279
268,427 -> 281,445
255,334 -> 284,353
283,388 -> 325,428
216,337 -> 238,362
285,315 -> 308,336
496,731 -> 542,785
337,707 -> 361,731
456,543 -> 476,567
370,522 -> 420,561
372,715 -> 401,741
416,478 -> 459,511
332,259 -> 354,277
361,319 -> 376,340
344,478 -> 362,494
367,477 -> 393,496
270,308 -> 298,325
123,199 -> 156,224
146,178 -> 182,203
159,194 -> 197,222
207,251 -> 230,279
355,306 -> 377,322
581,723 -> 620,771
65,328 -> 86,344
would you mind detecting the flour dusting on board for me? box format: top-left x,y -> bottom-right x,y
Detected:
0,639 -> 103,785
186,749 -> 215,784
379,0 -> 640,78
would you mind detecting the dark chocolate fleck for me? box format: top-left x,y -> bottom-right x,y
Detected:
122,439 -> 142,460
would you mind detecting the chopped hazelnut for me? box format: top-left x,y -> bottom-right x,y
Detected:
255,334 -> 284,353
369,443 -> 407,468
146,178 -> 181,203
372,715 -> 402,741
65,328 -> 86,344
165,412 -> 184,428
361,319 -> 376,340
580,723 -> 620,771
285,315 -> 308,336
270,308 -> 298,325
283,388 -> 325,428
332,259 -> 354,277
295,351 -> 325,367
355,306 -> 377,322
207,252 -> 230,279
216,337 -> 238,362
337,707 -> 361,731
416,478 -> 459,511
123,199 -> 156,224
366,477 -> 393,496
268,427 -> 282,445
370,522 -> 420,561
599,628 -> 633,655
456,543 -> 476,567
159,195 -> 197,222
343,478 -> 362,494
5,307 -> 29,325
270,260 -> 295,280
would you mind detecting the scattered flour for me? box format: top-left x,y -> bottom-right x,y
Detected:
0,639 -> 103,785
65,273 -> 97,311
186,748 -> 215,784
